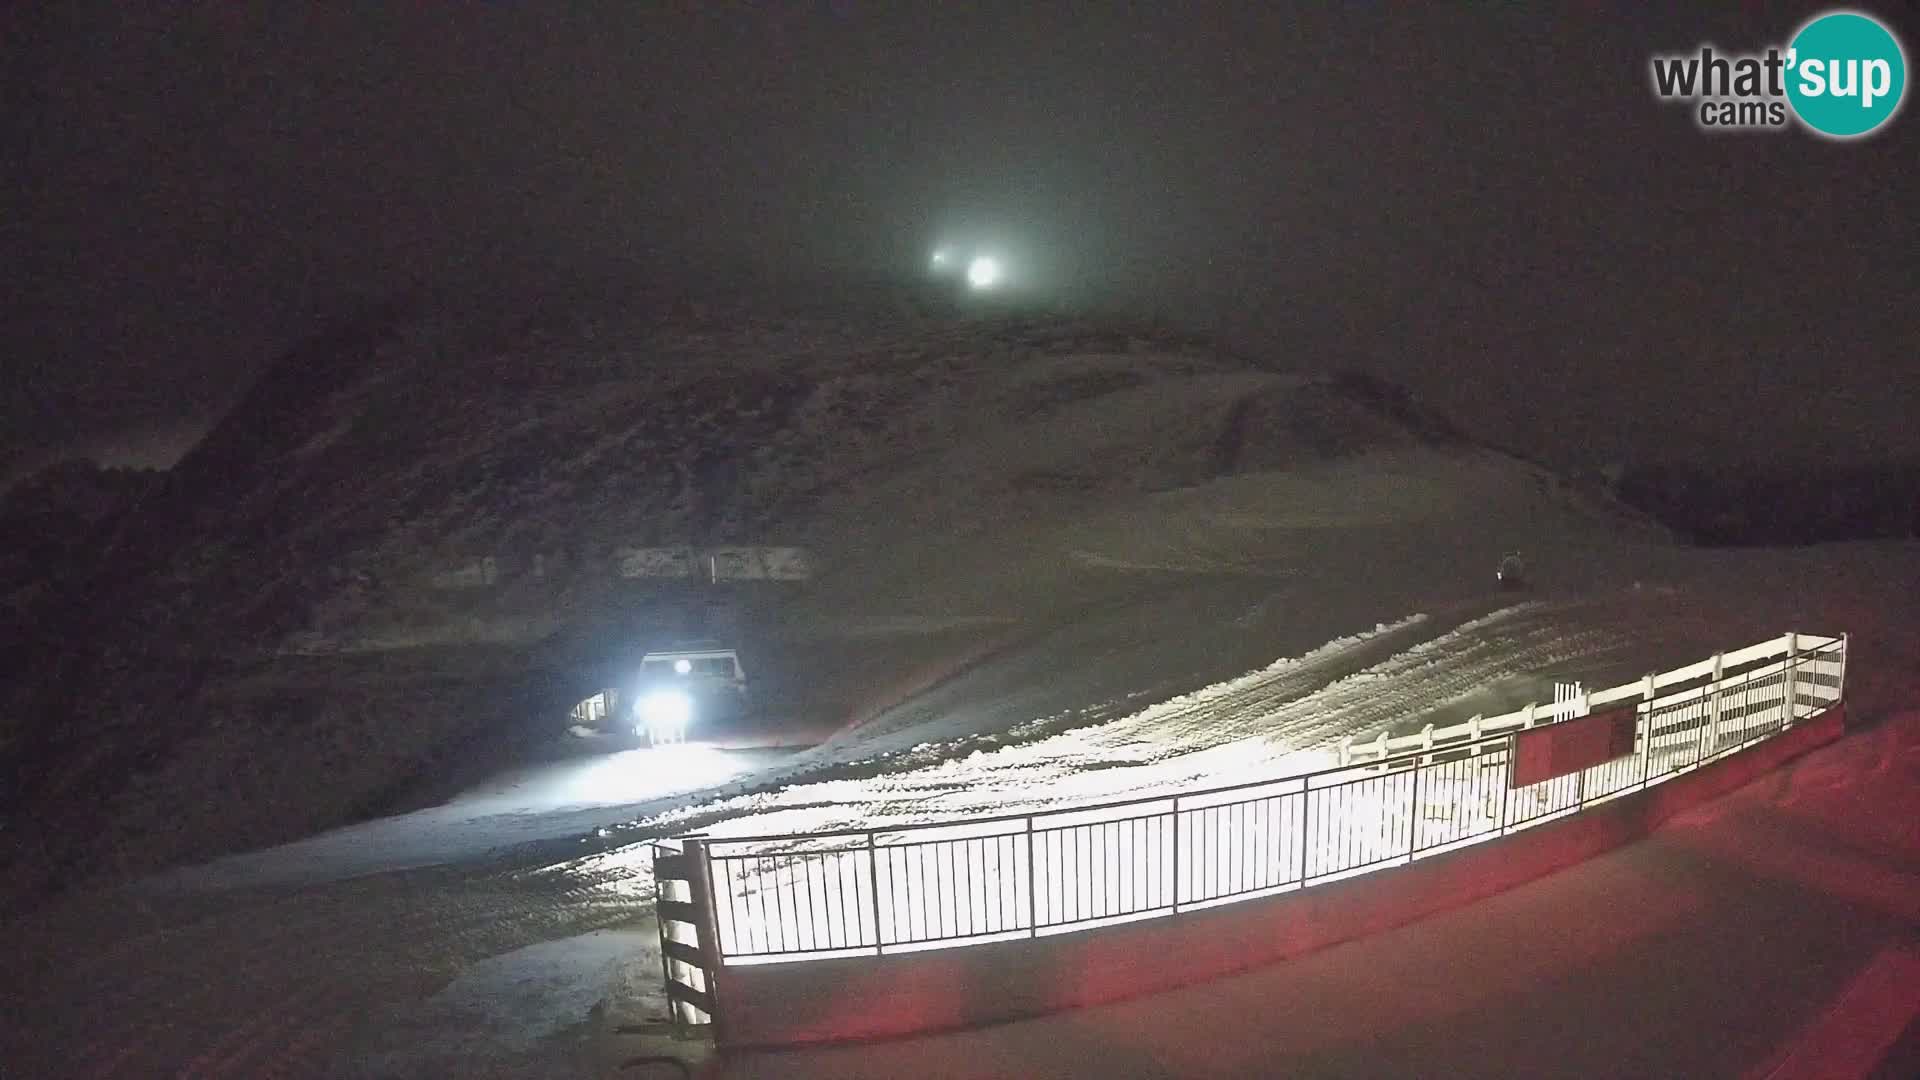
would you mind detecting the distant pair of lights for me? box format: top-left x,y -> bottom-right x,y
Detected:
930,249 -> 1002,290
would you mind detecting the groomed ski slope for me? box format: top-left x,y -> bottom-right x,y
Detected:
630,601 -> 1637,842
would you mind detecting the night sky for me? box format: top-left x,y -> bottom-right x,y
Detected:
4,3 -> 1915,483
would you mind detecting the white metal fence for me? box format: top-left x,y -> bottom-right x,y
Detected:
672,632 -> 1845,965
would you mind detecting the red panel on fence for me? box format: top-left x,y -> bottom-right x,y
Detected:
1511,705 -> 1638,787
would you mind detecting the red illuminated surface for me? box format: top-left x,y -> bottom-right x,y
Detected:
1745,943 -> 1920,1080
711,704 -> 1920,1078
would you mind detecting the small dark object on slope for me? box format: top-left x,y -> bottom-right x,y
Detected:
1498,552 -> 1529,592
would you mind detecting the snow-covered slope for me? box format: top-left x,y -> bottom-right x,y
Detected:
0,290 -> 1669,903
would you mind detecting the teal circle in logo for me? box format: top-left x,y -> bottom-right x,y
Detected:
1786,11 -> 1907,138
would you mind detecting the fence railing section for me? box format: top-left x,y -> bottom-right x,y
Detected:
685,632 -> 1845,964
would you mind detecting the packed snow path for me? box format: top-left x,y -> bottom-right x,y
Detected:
632,600 -> 1637,841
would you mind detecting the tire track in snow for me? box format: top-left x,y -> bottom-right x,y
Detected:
636,600 -> 1636,840
627,608 -> 1458,838
903,603 -> 1626,809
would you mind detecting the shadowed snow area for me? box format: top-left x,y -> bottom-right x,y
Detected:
145,745 -> 794,892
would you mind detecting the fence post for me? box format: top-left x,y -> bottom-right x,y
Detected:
1339,735 -> 1353,766
1780,631 -> 1798,728
1838,632 -> 1850,702
1375,730 -> 1389,762
682,836 -> 729,1047
1299,781 -> 1312,882
653,843 -> 683,1027
1421,723 -> 1435,750
1639,674 -> 1656,785
1498,735 -> 1513,834
1408,752 -> 1423,860
866,832 -> 884,953
1523,702 -> 1537,728
1572,684 -> 1592,802
1707,652 -> 1726,753
1024,817 -> 1038,935
1170,797 -> 1182,911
